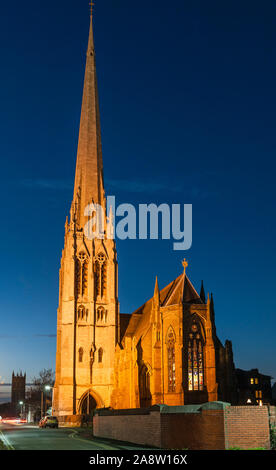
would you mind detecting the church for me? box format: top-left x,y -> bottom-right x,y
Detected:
53,12 -> 237,419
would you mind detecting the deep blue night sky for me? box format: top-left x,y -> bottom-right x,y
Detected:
0,0 -> 275,387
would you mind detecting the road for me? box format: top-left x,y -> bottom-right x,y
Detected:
0,422 -> 147,451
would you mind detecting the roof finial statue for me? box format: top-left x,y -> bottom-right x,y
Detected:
182,258 -> 188,275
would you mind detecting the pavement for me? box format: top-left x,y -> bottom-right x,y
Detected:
0,422 -> 149,451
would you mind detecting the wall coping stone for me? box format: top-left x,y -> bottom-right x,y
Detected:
199,401 -> 231,411
94,407 -> 152,416
94,402 -> 232,417
153,401 -> 231,414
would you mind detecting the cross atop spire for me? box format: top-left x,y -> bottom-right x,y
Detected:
182,259 -> 188,275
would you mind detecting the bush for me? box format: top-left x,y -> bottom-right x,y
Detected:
270,425 -> 276,450
0,440 -> 8,451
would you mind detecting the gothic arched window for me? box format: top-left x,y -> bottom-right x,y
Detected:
188,322 -> 204,391
76,252 -> 88,298
78,347 -> 84,363
78,305 -> 87,321
98,348 -> 103,363
166,327 -> 176,393
139,364 -> 151,406
95,253 -> 107,298
97,306 -> 107,323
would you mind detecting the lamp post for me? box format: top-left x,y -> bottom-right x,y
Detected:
41,391 -> 44,419
19,401 -> 24,418
44,385 -> 54,416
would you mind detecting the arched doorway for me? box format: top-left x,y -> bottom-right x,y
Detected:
78,389 -> 104,423
80,393 -> 97,417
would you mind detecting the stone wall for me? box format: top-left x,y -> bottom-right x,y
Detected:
57,414 -> 83,427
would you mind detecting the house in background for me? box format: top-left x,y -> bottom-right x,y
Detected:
236,368 -> 273,405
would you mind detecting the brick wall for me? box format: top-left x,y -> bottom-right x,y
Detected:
161,410 -> 225,450
93,409 -> 161,448
93,404 -> 271,450
224,406 -> 270,449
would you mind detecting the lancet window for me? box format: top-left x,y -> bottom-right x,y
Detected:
76,251 -> 88,298
95,253 -> 107,298
167,327 -> 176,393
98,348 -> 103,363
78,348 -> 84,363
78,305 -> 88,321
97,306 -> 107,323
188,322 -> 204,391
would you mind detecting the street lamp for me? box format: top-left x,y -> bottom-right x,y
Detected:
19,401 -> 24,417
41,385 -> 54,418
44,385 -> 54,416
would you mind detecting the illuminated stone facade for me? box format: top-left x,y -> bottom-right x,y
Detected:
53,14 -> 237,418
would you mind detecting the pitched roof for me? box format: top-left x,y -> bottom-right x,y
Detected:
160,273 -> 202,306
122,273 -> 203,339
132,272 -> 202,317
119,313 -> 132,341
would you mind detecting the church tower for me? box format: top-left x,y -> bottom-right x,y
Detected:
53,11 -> 119,418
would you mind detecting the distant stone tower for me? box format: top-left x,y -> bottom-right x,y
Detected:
53,11 -> 119,418
11,372 -> 26,406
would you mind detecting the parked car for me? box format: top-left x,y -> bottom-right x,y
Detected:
39,416 -> 58,429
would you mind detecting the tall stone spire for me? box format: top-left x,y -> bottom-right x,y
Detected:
153,276 -> 160,307
54,7 -> 119,418
200,280 -> 206,304
73,10 -> 105,227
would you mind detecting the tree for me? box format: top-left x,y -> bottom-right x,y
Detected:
32,369 -> 55,391
26,369 -> 55,420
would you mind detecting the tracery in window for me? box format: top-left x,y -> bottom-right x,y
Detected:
166,327 -> 176,393
78,305 -> 88,321
188,321 -> 204,391
95,253 -> 107,298
97,306 -> 107,323
76,251 -> 88,297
